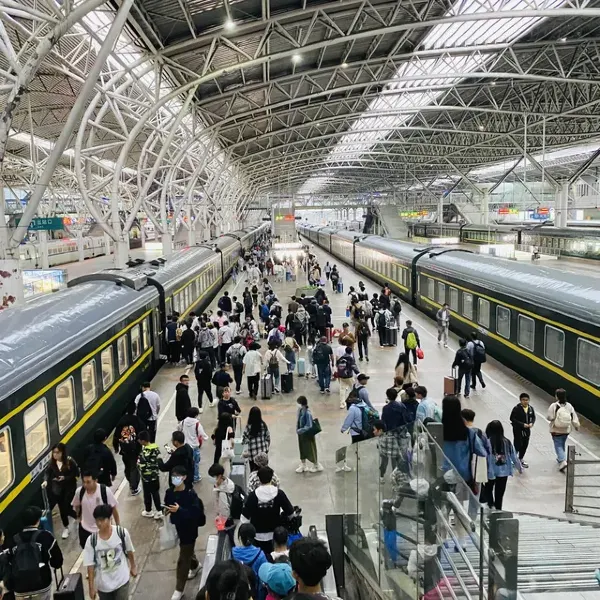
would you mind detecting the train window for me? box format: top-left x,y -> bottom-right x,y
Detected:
24,399 -> 49,465
449,287 -> 458,311
142,318 -> 150,351
577,339 -> 600,385
463,293 -> 473,320
0,428 -> 14,496
131,325 -> 141,361
56,378 -> 76,433
82,360 -> 97,408
427,278 -> 434,299
544,325 -> 565,367
518,315 -> 535,351
478,298 -> 490,328
117,335 -> 128,374
101,347 -> 114,389
496,306 -> 511,339
436,282 -> 446,304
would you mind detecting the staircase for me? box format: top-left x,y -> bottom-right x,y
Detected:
375,205 -> 409,239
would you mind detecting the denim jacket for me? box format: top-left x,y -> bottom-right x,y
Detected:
487,438 -> 521,479
297,406 -> 314,435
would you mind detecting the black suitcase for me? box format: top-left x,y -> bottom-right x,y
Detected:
389,328 -> 398,347
54,570 -> 85,600
281,372 -> 294,393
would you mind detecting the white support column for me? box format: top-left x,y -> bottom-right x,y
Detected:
0,187 -> 8,260
77,229 -> 85,262
140,222 -> 146,247
556,180 -> 569,227
39,230 -> 50,269
481,191 -> 490,225
113,240 -> 129,269
104,232 -> 112,257
162,232 -> 173,257
438,194 -> 444,224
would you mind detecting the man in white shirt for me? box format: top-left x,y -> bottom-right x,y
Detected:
84,504 -> 136,600
134,382 -> 160,442
219,320 -> 234,364
72,471 -> 120,550
242,342 -> 263,400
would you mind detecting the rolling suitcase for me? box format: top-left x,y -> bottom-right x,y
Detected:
444,368 -> 459,396
297,357 -> 306,376
54,570 -> 85,600
388,328 -> 398,347
261,374 -> 273,399
281,372 -> 293,393
40,485 -> 53,534
337,282 -> 343,293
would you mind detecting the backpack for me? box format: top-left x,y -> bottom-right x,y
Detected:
175,327 -> 183,341
117,424 -> 139,455
90,526 -> 127,567
312,343 -> 327,365
352,404 -> 380,439
393,300 -> 402,315
252,285 -> 258,295
553,404 -> 572,433
230,345 -> 244,367
406,331 -> 418,349
11,531 -> 44,590
457,348 -> 473,370
377,312 -> 387,328
337,356 -> 354,379
83,445 -> 108,478
268,330 -> 282,346
228,484 -> 247,520
136,393 -> 153,423
363,301 -> 373,317
260,304 -> 270,319
473,341 -> 486,363
236,301 -> 244,314
218,297 -> 227,311
79,483 -> 108,505
345,385 -> 361,404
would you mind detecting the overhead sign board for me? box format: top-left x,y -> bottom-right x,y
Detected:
26,217 -> 65,231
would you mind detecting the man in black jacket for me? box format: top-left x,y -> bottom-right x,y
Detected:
112,412 -> 143,496
158,431 -> 194,489
175,374 -> 191,422
217,291 -> 233,316
82,428 -> 117,487
241,467 -> 294,554
510,393 -> 536,468
452,339 -> 473,398
6,506 -> 63,600
194,350 -> 214,411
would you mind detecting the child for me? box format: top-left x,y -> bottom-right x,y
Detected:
258,562 -> 295,600
178,406 -> 208,483
164,466 -> 206,600
139,430 -> 162,519
270,527 -> 289,561
232,523 -> 268,589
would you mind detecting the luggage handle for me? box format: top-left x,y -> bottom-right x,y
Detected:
54,567 -> 64,589
41,484 -> 50,512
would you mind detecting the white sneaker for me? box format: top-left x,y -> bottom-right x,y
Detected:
153,511 -> 163,520
559,461 -> 567,472
141,510 -> 155,518
199,407 -> 204,414
309,463 -> 324,473
187,565 -> 201,579
343,464 -> 352,472
339,403 -> 345,409
131,486 -> 141,496
295,463 -> 307,473
61,528 -> 69,539
444,343 -> 448,348
171,591 -> 184,600
380,477 -> 386,484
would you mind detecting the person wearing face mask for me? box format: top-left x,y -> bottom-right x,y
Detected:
164,466 -> 206,600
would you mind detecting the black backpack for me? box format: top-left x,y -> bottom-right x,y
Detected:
473,341 -> 487,363
458,348 -> 473,370
11,531 -> 44,590
377,312 -> 387,328
393,300 -> 402,315
228,484 -> 247,520
83,444 -> 106,477
79,483 -> 108,505
136,393 -> 153,423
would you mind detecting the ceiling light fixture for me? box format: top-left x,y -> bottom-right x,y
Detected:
341,62 -> 349,68
560,37 -> 567,42
478,125 -> 485,131
292,54 -> 302,64
224,18 -> 236,31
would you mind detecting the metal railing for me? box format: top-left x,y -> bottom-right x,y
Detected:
565,444 -> 600,518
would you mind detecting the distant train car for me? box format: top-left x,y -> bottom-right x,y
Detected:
0,223 -> 268,534
298,223 -> 600,425
19,236 -> 108,268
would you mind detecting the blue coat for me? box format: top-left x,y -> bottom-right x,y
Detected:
297,406 -> 314,435
443,428 -> 487,482
487,438 -> 521,479
341,401 -> 367,437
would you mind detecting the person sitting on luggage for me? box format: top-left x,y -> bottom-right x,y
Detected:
5,506 -> 63,600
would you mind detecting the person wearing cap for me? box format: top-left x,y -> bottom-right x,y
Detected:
351,374 -> 373,409
259,562 -> 296,600
247,452 -> 281,492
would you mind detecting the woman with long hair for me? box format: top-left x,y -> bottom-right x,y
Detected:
42,442 -> 79,539
213,412 -> 235,473
242,407 -> 271,471
442,396 -> 487,484
394,351 -> 418,385
483,420 -> 522,510
295,396 -> 323,473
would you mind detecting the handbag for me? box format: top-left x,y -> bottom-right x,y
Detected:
416,348 -> 424,360
221,428 -> 235,460
159,518 -> 179,551
306,418 -> 322,437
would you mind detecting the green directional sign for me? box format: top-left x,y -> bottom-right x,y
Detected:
27,217 -> 65,231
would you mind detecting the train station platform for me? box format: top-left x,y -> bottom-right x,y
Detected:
53,239 -> 600,599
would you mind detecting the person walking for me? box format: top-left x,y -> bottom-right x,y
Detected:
296,396 -> 323,473
395,351 -> 418,386
324,262 -> 332,280
165,315 -> 180,365
179,406 -> 209,484
112,411 -> 143,496
401,320 -> 421,365
547,388 -> 580,471
248,453 -> 281,492
72,471 -> 120,550
194,350 -> 214,412
436,303 -> 450,348
243,342 -> 263,400
355,317 -> 371,362
231,524 -> 269,585
381,388 -> 411,433
138,431 -> 163,519
82,429 -> 117,488
510,393 -> 536,468
164,466 -> 206,600
452,339 -> 473,398
7,506 -> 63,600
482,420 -> 521,510
212,412 -> 235,474
158,431 -> 195,489
175,374 -> 192,422
197,322 -> 217,369
264,342 -> 289,394
218,290 -> 233,317
391,297 -> 402,330
181,323 -> 196,366
242,407 -> 271,471
336,347 -> 359,409
218,321 -> 234,364
212,363 -> 234,400
207,463 -> 236,547
227,336 -> 247,394
42,443 -> 79,539
217,386 -> 242,417
134,382 -> 160,442
84,504 -> 136,600
313,336 -> 334,394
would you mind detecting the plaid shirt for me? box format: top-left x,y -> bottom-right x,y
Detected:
378,432 -> 402,458
242,422 -> 271,460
